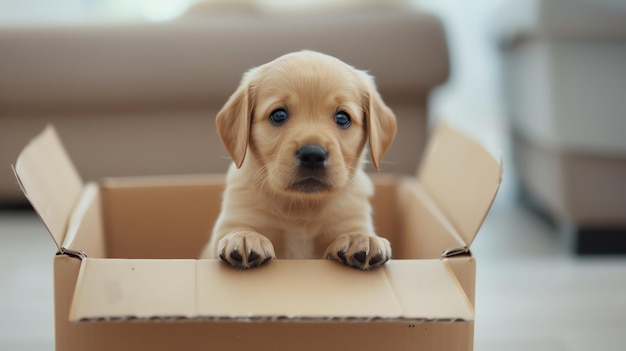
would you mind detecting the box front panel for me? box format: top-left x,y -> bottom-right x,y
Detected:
62,321 -> 473,351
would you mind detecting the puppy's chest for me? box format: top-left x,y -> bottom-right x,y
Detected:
277,222 -> 323,259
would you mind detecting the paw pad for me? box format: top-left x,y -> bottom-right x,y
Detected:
217,232 -> 275,269
324,234 -> 391,270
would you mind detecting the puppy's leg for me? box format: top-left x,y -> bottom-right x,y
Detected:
218,230 -> 275,269
324,234 -> 391,270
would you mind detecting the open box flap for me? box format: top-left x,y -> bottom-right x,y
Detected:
13,126 -> 84,252
418,123 -> 502,250
70,259 -> 474,322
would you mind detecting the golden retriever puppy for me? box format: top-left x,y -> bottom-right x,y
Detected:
200,51 -> 397,270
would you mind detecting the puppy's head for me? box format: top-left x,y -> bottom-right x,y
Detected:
216,51 -> 396,196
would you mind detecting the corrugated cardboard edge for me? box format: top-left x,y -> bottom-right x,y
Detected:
418,123 -> 503,251
12,126 -> 84,253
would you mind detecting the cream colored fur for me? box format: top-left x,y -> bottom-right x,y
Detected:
199,51 -> 397,270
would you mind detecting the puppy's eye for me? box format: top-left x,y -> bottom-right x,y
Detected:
269,109 -> 289,126
334,112 -> 351,129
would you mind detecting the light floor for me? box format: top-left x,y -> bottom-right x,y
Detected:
1,196 -> 626,350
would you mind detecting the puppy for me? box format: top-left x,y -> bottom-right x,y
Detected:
200,51 -> 397,270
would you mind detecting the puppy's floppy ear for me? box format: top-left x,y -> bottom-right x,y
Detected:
216,68 -> 258,168
360,71 -> 397,170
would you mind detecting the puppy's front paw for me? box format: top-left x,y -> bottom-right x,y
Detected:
324,234 -> 391,270
218,232 -> 275,269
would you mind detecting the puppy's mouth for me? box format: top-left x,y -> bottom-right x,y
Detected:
288,177 -> 332,194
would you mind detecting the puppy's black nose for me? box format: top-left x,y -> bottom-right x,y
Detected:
297,145 -> 328,170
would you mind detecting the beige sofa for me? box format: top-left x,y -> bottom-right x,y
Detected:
0,9 -> 449,203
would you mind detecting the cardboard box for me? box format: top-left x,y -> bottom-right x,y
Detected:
13,123 -> 501,351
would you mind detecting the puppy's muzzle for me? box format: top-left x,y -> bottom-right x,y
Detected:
297,145 -> 328,171
291,145 -> 331,193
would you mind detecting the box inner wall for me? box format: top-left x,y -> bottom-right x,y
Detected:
96,175 -> 453,260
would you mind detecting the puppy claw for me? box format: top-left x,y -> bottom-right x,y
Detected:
354,250 -> 367,264
230,250 -> 243,263
337,250 -> 347,264
324,234 -> 391,270
218,232 -> 275,269
248,250 -> 260,262
369,253 -> 383,266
